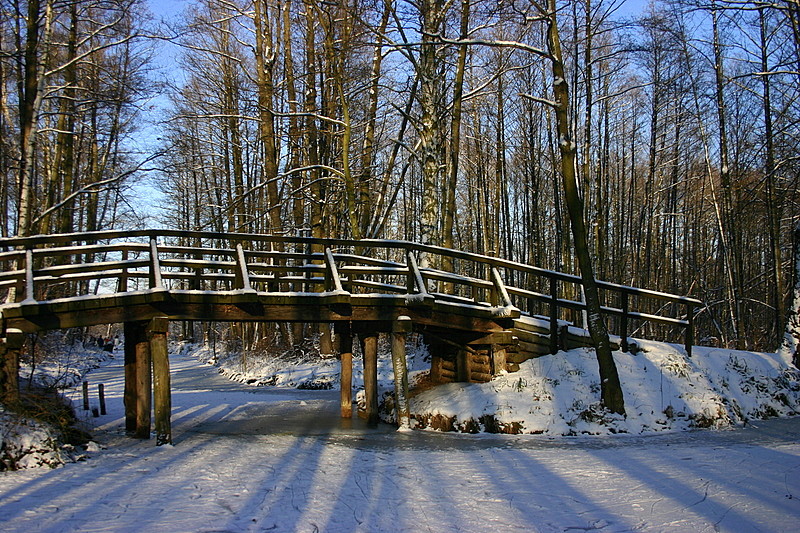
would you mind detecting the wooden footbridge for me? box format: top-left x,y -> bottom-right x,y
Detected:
0,230 -> 701,443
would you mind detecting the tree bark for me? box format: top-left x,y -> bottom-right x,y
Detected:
544,0 -> 625,415
781,223 -> 800,369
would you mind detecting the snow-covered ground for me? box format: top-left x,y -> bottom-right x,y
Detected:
189,335 -> 800,435
2,346 -> 800,532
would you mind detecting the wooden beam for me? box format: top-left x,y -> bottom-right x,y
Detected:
148,317 -> 171,446
466,331 -> 515,345
391,316 -> 412,429
361,333 -> 379,426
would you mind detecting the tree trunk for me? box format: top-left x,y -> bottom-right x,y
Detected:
545,0 -> 625,415
781,223 -> 800,369
253,0 -> 283,236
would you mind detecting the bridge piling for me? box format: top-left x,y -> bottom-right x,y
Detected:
124,321 -> 151,439
148,317 -> 171,446
337,322 -> 353,418
0,328 -> 24,405
391,317 -> 412,429
360,332 -> 379,426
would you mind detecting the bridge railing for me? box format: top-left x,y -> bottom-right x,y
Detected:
0,229 -> 702,355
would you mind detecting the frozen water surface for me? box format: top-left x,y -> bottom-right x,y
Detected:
1,350 -> 799,532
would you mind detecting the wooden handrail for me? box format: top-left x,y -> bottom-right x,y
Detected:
0,229 -> 702,354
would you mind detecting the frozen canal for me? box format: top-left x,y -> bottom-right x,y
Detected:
1,351 -> 799,532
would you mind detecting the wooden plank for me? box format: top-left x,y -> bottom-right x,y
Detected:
466,331 -> 515,345
517,339 -> 552,355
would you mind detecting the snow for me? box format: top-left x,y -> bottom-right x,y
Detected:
1,338 -> 800,531
410,342 -> 799,435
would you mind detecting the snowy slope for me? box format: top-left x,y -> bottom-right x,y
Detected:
191,336 -> 800,436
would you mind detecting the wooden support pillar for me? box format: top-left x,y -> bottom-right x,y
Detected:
456,349 -> 471,382
430,355 -> 444,383
360,332 -> 379,426
148,317 -> 171,446
0,329 -> 24,406
490,344 -> 507,376
337,322 -> 353,418
124,321 -> 142,433
124,320 -> 152,439
391,317 -> 412,429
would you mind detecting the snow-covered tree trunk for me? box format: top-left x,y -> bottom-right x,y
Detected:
780,223 -> 800,369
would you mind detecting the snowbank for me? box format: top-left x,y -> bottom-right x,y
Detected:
0,342 -> 111,470
0,409 -> 65,470
409,342 -> 800,435
188,334 -> 800,436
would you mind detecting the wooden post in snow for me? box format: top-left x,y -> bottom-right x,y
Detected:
391,316 -> 412,429
124,320 -> 152,439
456,349 -> 471,382
361,332 -> 379,426
148,317 -> 171,446
0,328 -> 24,405
124,321 -> 143,434
490,344 -> 507,376
337,322 -> 353,418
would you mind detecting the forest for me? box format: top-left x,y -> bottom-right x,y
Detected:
1,0 -> 799,353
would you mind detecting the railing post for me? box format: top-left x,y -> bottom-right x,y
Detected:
323,248 -> 345,293
406,251 -> 429,298
149,238 -> 163,290
620,291 -> 629,353
490,267 -> 514,309
118,249 -> 129,292
234,243 -> 253,291
549,276 -> 559,354
685,303 -> 695,358
23,249 -> 35,303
